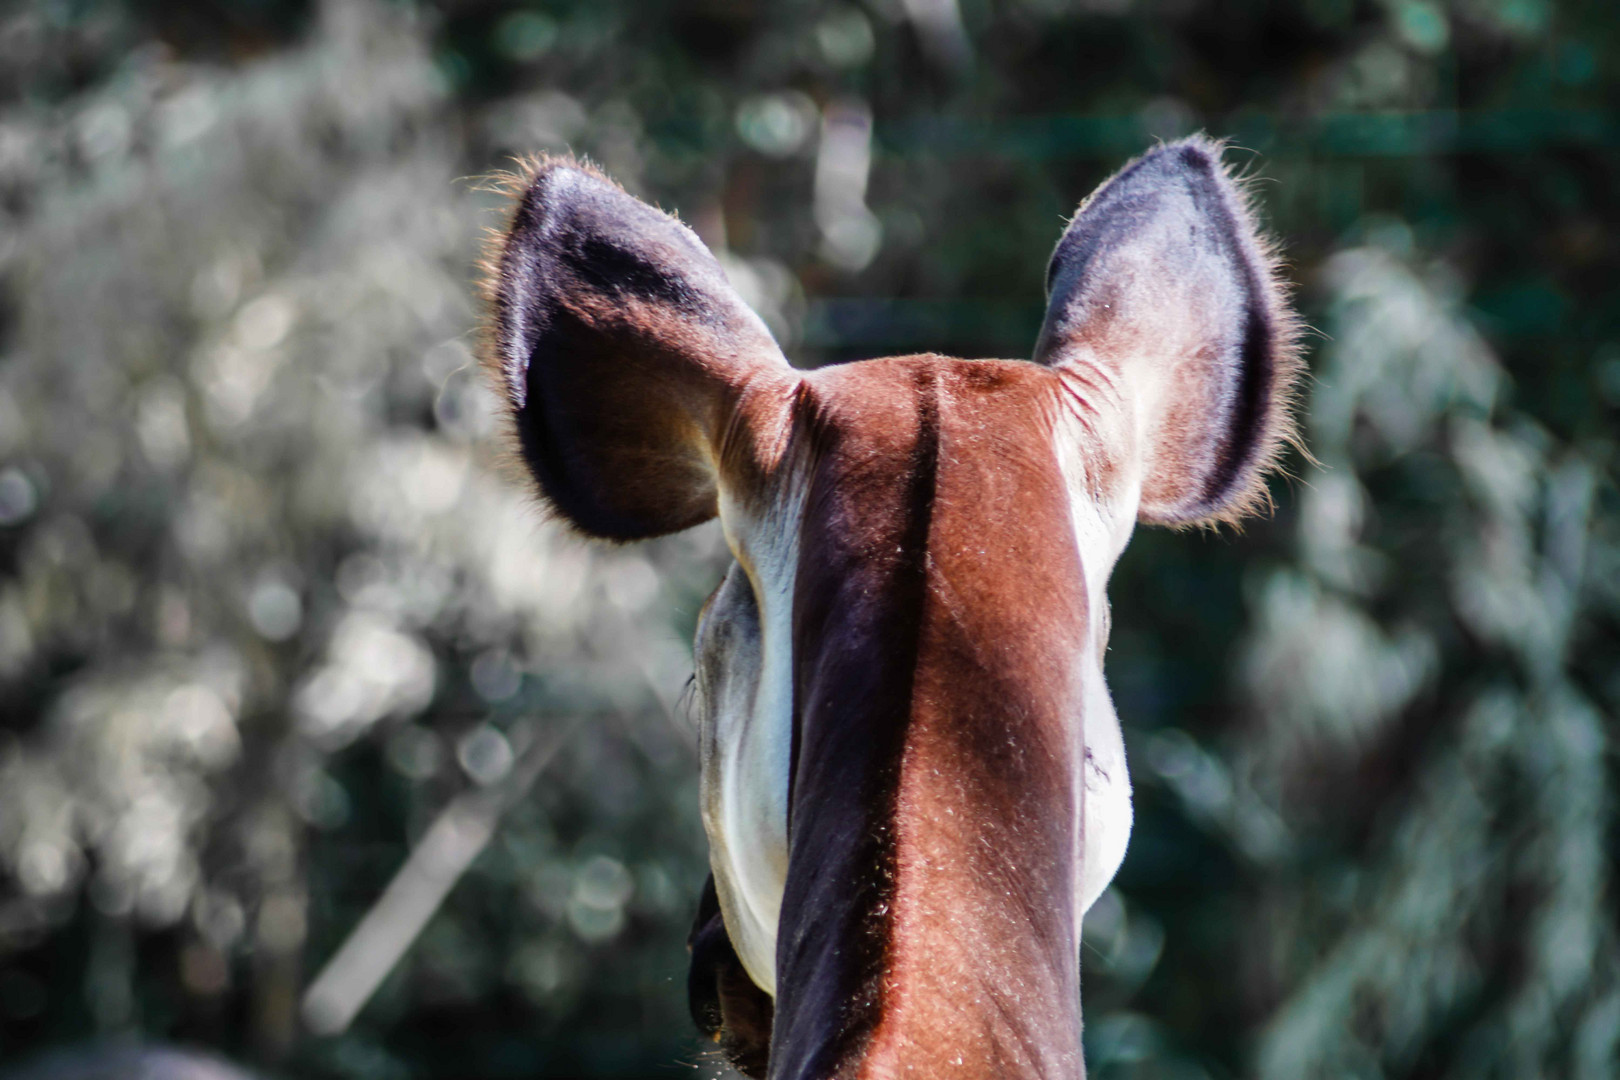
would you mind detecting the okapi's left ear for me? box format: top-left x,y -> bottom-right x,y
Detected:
1034,136 -> 1301,526
483,158 -> 794,540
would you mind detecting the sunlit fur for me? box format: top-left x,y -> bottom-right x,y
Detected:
479,137 -> 1304,1080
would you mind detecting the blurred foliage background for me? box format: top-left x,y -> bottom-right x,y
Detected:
0,0 -> 1616,1077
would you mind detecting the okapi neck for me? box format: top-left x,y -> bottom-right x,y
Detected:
770,622 -> 1089,1080
858,678 -> 1087,1080
769,362 -> 1091,1080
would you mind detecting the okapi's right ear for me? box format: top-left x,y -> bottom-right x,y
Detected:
1034,136 -> 1301,526
483,159 -> 794,540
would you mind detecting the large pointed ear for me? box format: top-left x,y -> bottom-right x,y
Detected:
1033,136 -> 1302,526
482,158 -> 794,540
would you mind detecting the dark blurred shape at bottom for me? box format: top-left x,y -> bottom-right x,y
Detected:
1,1044 -> 259,1080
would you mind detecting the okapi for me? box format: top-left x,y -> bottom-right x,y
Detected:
482,136 -> 1300,1080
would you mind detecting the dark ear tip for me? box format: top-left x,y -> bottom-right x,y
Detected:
1175,140 -> 1216,171
1136,133 -> 1227,178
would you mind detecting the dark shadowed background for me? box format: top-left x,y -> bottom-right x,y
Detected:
0,0 -> 1616,1077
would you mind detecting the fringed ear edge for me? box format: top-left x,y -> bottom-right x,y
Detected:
472,154 -> 623,538
1167,135 -> 1308,530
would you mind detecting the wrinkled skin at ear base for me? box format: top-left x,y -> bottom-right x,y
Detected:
481,137 -> 1300,1080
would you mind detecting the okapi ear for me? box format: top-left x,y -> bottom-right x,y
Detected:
1033,136 -> 1301,526
482,158 -> 793,540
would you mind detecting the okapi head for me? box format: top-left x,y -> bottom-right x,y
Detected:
481,137 -> 1300,1080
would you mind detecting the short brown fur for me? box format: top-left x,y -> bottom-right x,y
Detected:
477,139 -> 1306,1080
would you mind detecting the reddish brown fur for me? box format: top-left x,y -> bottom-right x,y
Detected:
475,139 -> 1305,1080
758,357 -> 1096,1080
865,362 -> 1089,1078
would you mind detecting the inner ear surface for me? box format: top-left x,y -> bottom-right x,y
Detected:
486,159 -> 793,540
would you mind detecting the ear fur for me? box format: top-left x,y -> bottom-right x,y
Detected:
1034,136 -> 1302,526
479,156 -> 792,540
